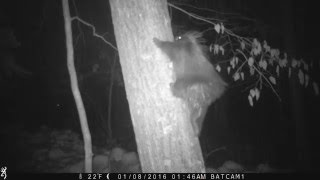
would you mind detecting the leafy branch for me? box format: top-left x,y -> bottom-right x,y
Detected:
169,2 -> 319,106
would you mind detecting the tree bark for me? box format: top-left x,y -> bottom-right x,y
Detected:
109,0 -> 205,172
281,0 -> 308,171
107,53 -> 117,140
62,0 -> 93,173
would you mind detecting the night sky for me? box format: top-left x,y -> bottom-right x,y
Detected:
1,0 -> 320,173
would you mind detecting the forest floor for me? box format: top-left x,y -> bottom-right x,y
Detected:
1,122 -> 112,172
0,122 -> 289,173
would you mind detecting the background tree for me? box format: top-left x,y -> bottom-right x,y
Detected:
62,0 -> 92,172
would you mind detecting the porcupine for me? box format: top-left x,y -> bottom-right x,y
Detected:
153,31 -> 226,136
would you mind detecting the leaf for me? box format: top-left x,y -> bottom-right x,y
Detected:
263,40 -> 270,52
209,44 -> 214,52
230,57 -> 235,69
221,23 -> 225,34
276,65 -> 280,77
263,60 -> 267,70
241,41 -> 245,50
259,60 -> 267,70
297,60 -> 301,68
269,76 -> 276,85
291,58 -> 298,68
240,72 -> 244,80
305,74 -> 309,87
233,72 -> 240,81
298,69 -> 304,85
227,66 -> 231,74
229,57 -> 235,68
255,88 -> 260,101
219,46 -> 225,55
279,56 -> 288,68
216,64 -> 221,72
270,49 -> 280,58
251,39 -> 262,56
248,95 -> 254,107
214,24 -> 221,34
268,57 -> 274,66
213,44 -> 219,55
250,67 -> 255,76
248,57 -> 254,67
313,82 -> 319,96
288,67 -> 291,78
250,89 -> 256,97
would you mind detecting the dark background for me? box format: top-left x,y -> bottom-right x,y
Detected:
0,0 -> 319,172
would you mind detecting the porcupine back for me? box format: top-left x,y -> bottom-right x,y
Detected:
170,31 -> 226,105
153,31 -> 226,136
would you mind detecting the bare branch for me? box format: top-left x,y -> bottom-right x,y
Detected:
71,16 -> 118,51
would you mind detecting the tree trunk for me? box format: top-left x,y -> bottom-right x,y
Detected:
281,0 -> 308,171
109,0 -> 205,172
62,0 -> 93,173
107,53 -> 117,140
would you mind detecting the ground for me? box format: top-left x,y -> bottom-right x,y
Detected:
0,122 -> 288,173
